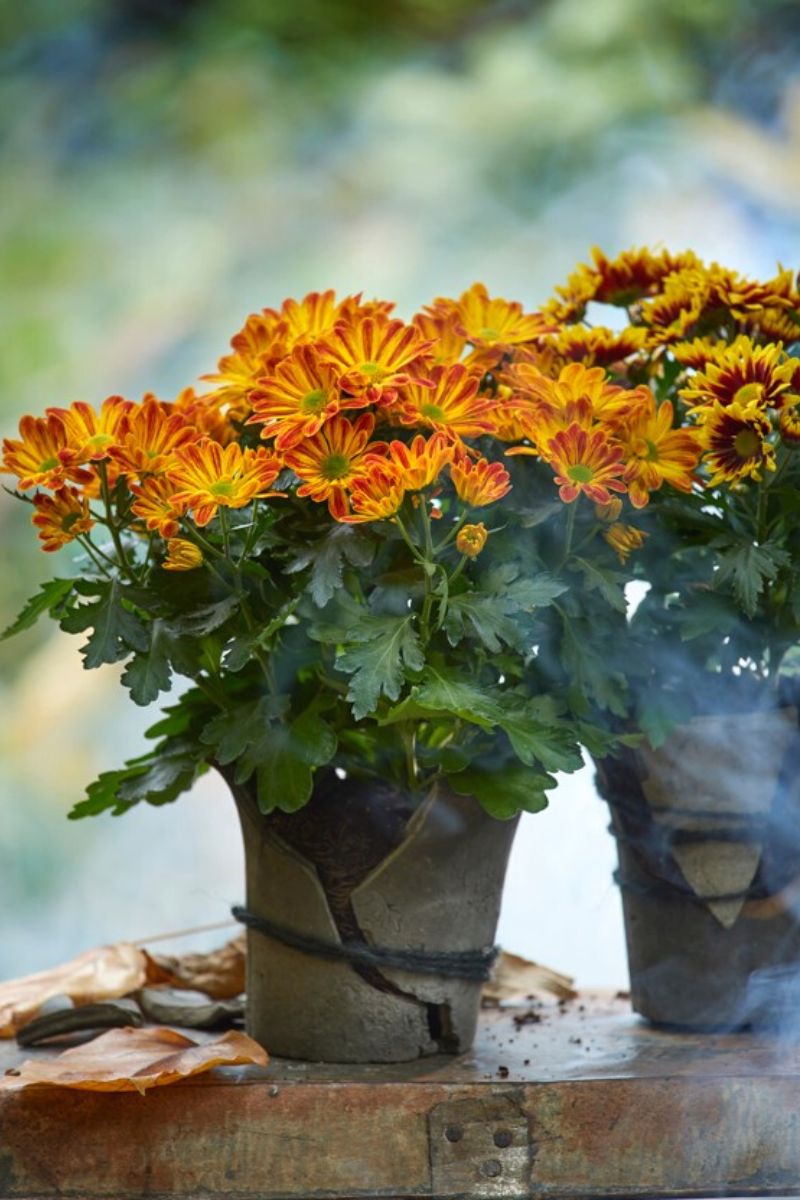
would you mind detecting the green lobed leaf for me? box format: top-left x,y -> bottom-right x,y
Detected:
1,578 -> 75,641
120,619 -> 173,706
714,540 -> 790,619
498,707 -> 584,773
378,666 -> 498,727
165,595 -> 240,638
59,578 -> 149,669
200,695 -> 290,767
447,765 -> 555,820
571,557 -> 628,613
333,614 -> 424,719
287,525 -> 375,607
254,712 -> 338,814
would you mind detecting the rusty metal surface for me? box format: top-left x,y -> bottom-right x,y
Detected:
2,992 -> 800,1198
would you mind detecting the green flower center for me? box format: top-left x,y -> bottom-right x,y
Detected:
566,463 -> 594,483
321,453 -> 350,480
733,429 -> 762,459
359,362 -> 383,377
39,456 -> 59,472
734,383 -> 764,406
421,403 -> 445,421
300,388 -> 327,414
479,327 -> 500,341
210,480 -> 235,497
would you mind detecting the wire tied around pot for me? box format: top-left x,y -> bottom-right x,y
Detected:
231,905 -> 499,981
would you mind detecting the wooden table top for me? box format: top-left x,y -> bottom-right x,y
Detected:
2,991 -> 799,1198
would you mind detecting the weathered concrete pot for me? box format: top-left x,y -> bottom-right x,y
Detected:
596,707 -> 800,1029
229,772 -> 518,1062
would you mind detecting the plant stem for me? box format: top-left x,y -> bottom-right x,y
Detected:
561,499 -> 577,565
97,460 -> 135,581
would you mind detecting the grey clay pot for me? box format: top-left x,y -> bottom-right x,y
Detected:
230,772 -> 518,1062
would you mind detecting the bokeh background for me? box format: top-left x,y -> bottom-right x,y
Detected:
3,0 -> 800,986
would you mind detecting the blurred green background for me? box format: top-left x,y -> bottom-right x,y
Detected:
3,0 -> 800,985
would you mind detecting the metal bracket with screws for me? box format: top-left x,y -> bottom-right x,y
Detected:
428,1093 -> 533,1197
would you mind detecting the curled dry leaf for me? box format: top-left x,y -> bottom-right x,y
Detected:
0,943 -> 156,1038
0,1026 -> 268,1093
483,950 -> 576,1005
145,934 -> 246,1000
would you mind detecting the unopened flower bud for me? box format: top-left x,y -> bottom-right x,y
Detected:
456,522 -> 488,557
595,497 -> 623,522
163,538 -> 204,572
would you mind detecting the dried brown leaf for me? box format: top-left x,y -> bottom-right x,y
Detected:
145,934 -> 246,1000
0,944 -> 150,1038
0,1026 -> 268,1093
482,950 -> 576,1004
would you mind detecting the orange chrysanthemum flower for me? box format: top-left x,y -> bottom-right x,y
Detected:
2,413 -> 74,491
49,396 -> 133,467
169,440 -> 283,527
342,461 -> 406,524
394,364 -> 496,440
383,432 -> 453,491
614,397 -> 700,509
430,283 -> 554,354
412,310 -> 468,366
316,316 -> 432,404
203,310 -> 286,419
697,400 -> 776,487
604,523 -> 648,564
130,475 -> 188,539
31,487 -> 94,552
247,345 -> 357,451
542,424 -> 629,505
681,336 -> 798,412
112,395 -> 198,476
283,412 -> 380,519
450,453 -> 511,507
171,388 -> 235,445
163,538 -> 204,572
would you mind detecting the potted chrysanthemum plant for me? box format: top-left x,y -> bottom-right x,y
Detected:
491,245 -> 800,1029
3,285 -> 643,1062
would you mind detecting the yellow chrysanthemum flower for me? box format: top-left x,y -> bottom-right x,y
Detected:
168,439 -> 283,527
681,336 -> 798,413
613,397 -> 700,508
697,400 -> 776,487
384,432 -> 453,491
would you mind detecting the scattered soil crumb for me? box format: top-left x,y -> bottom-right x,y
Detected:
497,1065 -> 509,1078
512,1009 -> 542,1028
569,1036 -> 582,1045
615,990 -> 631,1000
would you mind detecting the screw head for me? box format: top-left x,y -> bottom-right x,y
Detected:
480,1159 -> 503,1179
494,1129 -> 512,1148
444,1124 -> 463,1143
